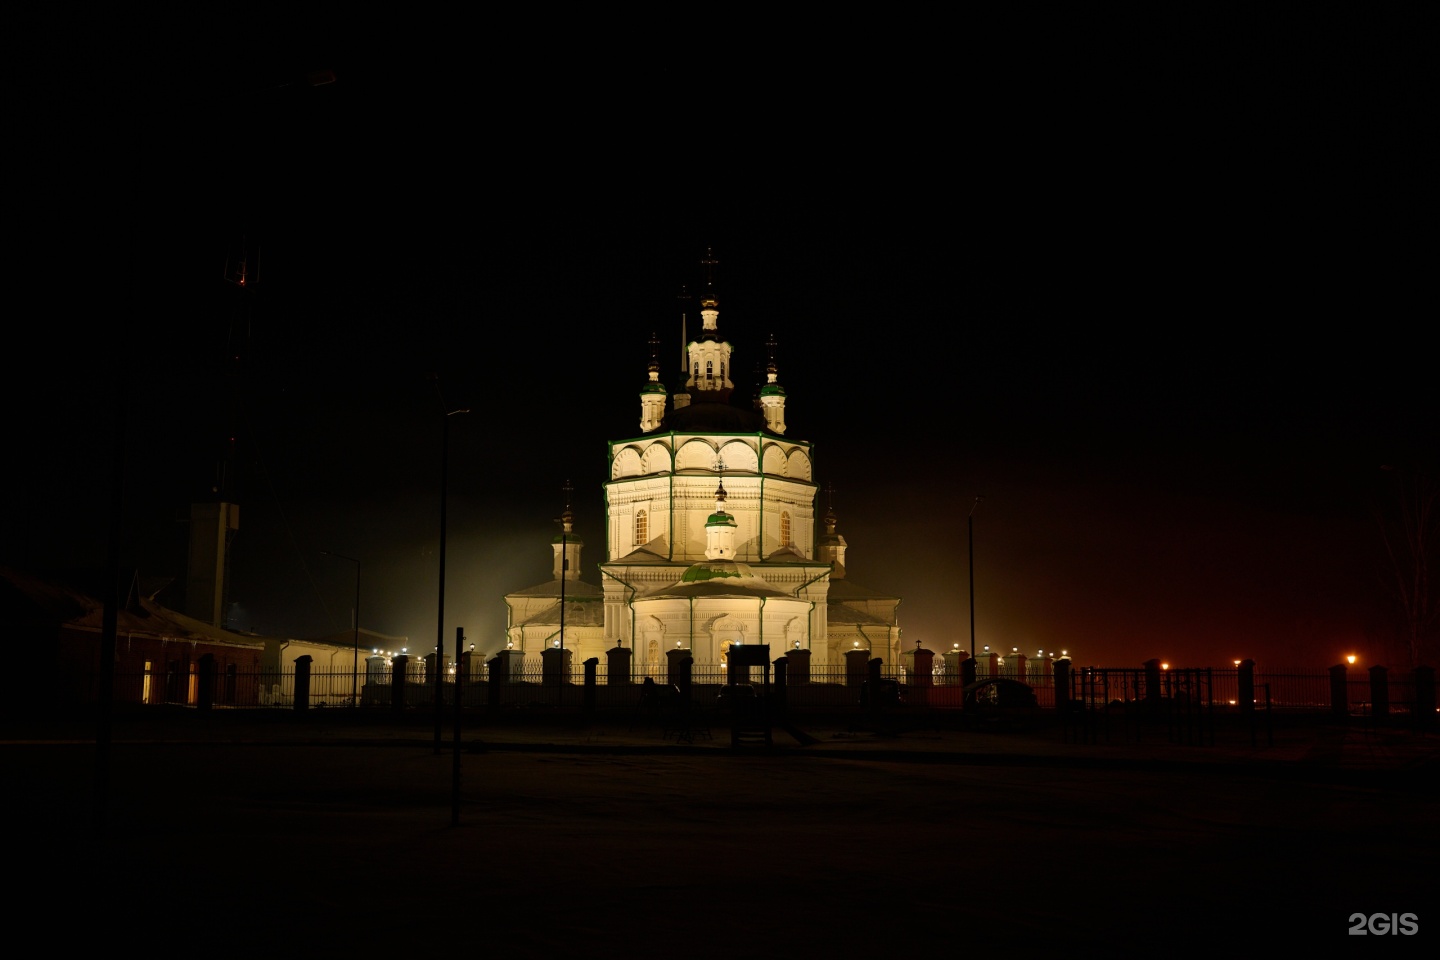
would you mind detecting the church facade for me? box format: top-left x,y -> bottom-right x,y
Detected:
503,256 -> 901,675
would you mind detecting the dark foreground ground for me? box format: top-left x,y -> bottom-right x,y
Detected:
6,709 -> 1436,957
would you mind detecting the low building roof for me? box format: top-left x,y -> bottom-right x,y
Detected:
505,578 -> 604,599
514,597 -> 606,627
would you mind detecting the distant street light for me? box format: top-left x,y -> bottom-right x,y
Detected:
321,551 -> 361,708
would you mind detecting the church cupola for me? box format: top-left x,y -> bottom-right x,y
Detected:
552,484 -> 583,581
685,250 -> 734,403
758,332 -> 787,435
639,331 -> 667,433
704,474 -> 738,560
815,488 -> 847,577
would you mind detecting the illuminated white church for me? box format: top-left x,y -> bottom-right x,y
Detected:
504,256 -> 901,673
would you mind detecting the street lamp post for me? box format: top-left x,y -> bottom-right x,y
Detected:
322,551 -> 360,708
558,480 -> 573,697
434,380 -> 471,754
968,495 -> 983,658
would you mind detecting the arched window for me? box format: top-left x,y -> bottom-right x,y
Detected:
635,509 -> 648,546
780,511 -> 791,547
705,360 -> 714,381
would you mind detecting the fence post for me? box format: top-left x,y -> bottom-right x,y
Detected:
666,647 -> 692,689
486,656 -> 501,708
391,654 -> 409,713
1054,658 -> 1072,713
1143,659 -> 1163,710
606,645 -> 632,685
293,655 -> 313,713
844,648 -> 869,687
583,657 -> 598,717
675,656 -> 693,700
1328,663 -> 1348,717
910,645 -> 934,688
773,656 -> 788,719
542,646 -> 572,687
1237,659 -> 1255,717
785,645 -> 811,684
1369,664 -> 1389,721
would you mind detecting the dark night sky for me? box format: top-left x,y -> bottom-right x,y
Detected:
8,30 -> 1434,668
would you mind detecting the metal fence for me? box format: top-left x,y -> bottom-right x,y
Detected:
64,662 -> 1436,723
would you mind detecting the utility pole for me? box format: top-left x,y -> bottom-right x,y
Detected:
969,495 -> 983,658
558,480 -> 573,704
433,376 -> 470,753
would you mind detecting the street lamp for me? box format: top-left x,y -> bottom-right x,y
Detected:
556,480 -> 573,696
968,495 -> 983,658
321,551 -> 360,708
433,375 -> 471,754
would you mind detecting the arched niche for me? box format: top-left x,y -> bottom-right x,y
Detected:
612,446 -> 643,479
675,439 -> 720,471
641,442 -> 673,475
762,444 -> 788,476
716,440 -> 759,473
